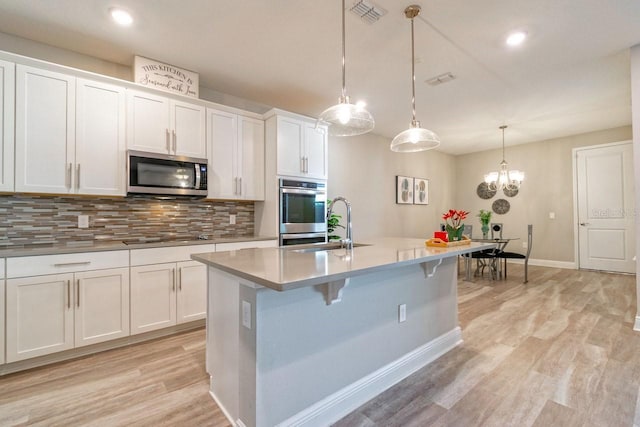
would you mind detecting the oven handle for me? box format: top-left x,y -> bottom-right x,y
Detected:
281,188 -> 326,196
281,233 -> 327,239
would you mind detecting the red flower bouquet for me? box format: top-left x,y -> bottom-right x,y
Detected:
442,209 -> 469,241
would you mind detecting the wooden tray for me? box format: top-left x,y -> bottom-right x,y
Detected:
425,236 -> 471,248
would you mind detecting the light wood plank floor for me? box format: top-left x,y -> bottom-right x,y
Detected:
0,264 -> 638,426
335,264 -> 640,427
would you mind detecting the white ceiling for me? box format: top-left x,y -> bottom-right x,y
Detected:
0,0 -> 638,154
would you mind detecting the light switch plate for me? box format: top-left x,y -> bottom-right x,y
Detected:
242,300 -> 252,329
230,214 -> 236,225
399,304 -> 407,323
78,215 -> 89,228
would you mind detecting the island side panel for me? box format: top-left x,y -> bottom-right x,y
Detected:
252,257 -> 460,426
206,267 -> 241,423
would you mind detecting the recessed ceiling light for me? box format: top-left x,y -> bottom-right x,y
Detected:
110,8 -> 133,26
506,31 -> 527,47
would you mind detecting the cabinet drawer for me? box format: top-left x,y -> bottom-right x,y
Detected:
130,244 -> 216,266
7,250 -> 129,278
216,240 -> 277,252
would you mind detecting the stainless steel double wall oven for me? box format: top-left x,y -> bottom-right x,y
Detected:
279,179 -> 327,246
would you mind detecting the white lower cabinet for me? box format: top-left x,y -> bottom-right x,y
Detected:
5,251 -> 130,363
6,267 -> 130,362
1,259 -> 5,365
130,245 -> 214,335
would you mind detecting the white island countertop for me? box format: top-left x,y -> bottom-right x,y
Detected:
191,237 -> 494,292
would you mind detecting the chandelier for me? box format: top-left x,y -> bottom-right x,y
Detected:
484,125 -> 524,191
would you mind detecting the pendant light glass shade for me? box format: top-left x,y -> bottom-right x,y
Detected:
318,0 -> 374,136
391,5 -> 440,153
319,96 -> 375,136
390,120 -> 440,152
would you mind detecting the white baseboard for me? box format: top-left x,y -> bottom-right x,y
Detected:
634,316 -> 640,332
276,327 -> 463,427
506,258 -> 576,270
209,388 -> 240,427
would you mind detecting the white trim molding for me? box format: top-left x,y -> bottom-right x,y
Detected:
634,315 -> 640,332
276,327 -> 463,427
506,258 -> 576,270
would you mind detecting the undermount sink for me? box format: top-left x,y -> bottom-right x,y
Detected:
287,242 -> 370,253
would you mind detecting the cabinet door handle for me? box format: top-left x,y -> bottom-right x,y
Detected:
305,157 -> 309,173
54,261 -> 91,267
172,130 -> 177,153
166,128 -> 171,152
76,279 -> 80,307
66,163 -> 72,188
76,164 -> 81,189
67,280 -> 71,309
300,157 -> 304,173
178,267 -> 182,291
238,177 -> 242,196
234,177 -> 238,195
172,268 -> 176,291
580,222 -> 590,226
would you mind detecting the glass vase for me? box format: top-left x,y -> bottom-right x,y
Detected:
481,223 -> 489,239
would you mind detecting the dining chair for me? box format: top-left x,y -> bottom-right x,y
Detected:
498,224 -> 533,283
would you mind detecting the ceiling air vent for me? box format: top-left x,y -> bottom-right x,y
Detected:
426,72 -> 456,86
349,0 -> 387,24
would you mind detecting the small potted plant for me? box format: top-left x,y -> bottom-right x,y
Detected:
327,212 -> 344,241
442,209 -> 469,242
477,209 -> 492,239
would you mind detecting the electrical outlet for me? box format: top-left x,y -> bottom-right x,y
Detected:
78,215 -> 89,228
229,214 -> 236,225
242,300 -> 252,329
398,304 -> 407,323
549,212 -> 555,219
522,241 -> 528,249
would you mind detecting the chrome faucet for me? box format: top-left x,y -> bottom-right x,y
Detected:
327,196 -> 352,250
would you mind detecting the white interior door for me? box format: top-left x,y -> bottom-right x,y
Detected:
576,142 -> 635,273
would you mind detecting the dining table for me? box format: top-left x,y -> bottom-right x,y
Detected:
463,237 -> 520,281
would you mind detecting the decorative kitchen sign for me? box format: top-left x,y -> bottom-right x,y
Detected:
396,176 -> 414,204
133,56 -> 199,98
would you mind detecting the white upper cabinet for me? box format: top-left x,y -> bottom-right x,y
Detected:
274,114 -> 327,180
15,66 -> 125,196
15,65 -> 76,194
75,78 -> 126,196
172,100 -> 207,158
0,59 -> 14,192
303,122 -> 328,179
127,89 -> 206,158
207,108 -> 264,200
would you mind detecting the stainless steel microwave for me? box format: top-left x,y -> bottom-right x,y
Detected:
127,150 -> 208,197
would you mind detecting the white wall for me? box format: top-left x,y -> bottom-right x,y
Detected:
327,132 -> 456,241
631,44 -> 640,332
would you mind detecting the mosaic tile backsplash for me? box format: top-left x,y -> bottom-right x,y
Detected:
0,194 -> 255,247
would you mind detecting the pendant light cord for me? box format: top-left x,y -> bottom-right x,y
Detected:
341,0 -> 347,99
410,15 -> 417,124
500,125 -> 507,162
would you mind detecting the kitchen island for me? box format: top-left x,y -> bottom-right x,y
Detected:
192,237 -> 493,427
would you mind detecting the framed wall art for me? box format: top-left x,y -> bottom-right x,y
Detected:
414,178 -> 429,205
396,176 -> 414,204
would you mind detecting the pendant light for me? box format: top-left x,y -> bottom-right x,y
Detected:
390,5 -> 440,153
484,125 -> 524,191
318,0 -> 375,136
